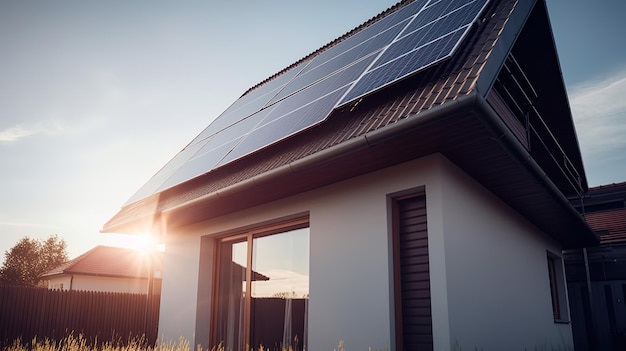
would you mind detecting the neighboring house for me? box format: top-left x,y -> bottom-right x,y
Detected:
565,182 -> 626,351
102,0 -> 598,350
41,245 -> 161,294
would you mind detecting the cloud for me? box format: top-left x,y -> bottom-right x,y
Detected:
0,125 -> 39,142
569,68 -> 626,156
0,220 -> 61,229
0,115 -> 103,143
0,121 -> 65,143
568,67 -> 626,185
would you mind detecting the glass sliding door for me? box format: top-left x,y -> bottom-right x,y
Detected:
215,238 -> 248,351
213,220 -> 309,351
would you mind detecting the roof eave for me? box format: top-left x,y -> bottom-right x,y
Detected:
103,92 -> 597,248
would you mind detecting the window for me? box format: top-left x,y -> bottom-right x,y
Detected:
213,218 -> 309,351
547,251 -> 568,322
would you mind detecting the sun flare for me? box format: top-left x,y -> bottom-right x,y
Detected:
103,233 -> 164,254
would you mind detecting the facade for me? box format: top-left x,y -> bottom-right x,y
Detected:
42,245 -> 161,294
103,0 -> 597,350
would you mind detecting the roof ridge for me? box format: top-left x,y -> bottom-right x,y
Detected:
589,181 -> 626,191
241,0 -> 411,97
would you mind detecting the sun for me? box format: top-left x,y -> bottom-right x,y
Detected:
103,233 -> 163,254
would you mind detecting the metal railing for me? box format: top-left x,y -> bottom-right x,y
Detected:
494,54 -> 583,198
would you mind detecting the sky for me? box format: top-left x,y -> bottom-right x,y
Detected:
0,0 -> 625,260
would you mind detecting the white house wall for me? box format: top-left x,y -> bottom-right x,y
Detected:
157,232 -> 203,345
438,157 -> 573,350
47,276 -> 72,290
158,153 -> 573,350
57,275 -> 150,293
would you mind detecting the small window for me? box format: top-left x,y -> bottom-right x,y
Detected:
212,218 -> 309,351
547,252 -> 568,322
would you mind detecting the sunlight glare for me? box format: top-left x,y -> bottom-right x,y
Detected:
103,233 -> 164,254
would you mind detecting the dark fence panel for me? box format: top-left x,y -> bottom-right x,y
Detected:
0,285 -> 160,348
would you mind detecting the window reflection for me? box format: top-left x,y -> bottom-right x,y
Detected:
214,225 -> 309,351
215,239 -> 247,351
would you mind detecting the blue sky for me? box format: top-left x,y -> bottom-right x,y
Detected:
0,0 -> 624,259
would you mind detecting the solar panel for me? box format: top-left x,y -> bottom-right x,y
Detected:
125,0 -> 490,205
187,59 -> 310,148
216,86 -> 350,167
338,0 -> 490,104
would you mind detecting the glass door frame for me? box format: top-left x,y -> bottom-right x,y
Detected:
210,216 -> 309,350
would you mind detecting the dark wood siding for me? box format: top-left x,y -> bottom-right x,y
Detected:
486,88 -> 529,149
394,193 -> 433,351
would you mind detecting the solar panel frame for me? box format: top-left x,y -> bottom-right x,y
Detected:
399,0 -> 487,38
339,26 -> 468,104
124,137 -> 211,204
156,138 -> 244,192
187,59 -> 311,147
264,54 -> 378,124
216,86 -> 350,167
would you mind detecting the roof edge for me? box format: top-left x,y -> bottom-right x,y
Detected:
475,0 -> 535,96
474,94 -> 598,248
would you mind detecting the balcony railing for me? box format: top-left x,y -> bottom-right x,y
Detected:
488,54 -> 584,198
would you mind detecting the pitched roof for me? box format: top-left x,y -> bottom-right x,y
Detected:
582,182 -> 626,244
103,0 -> 596,248
104,0 -> 514,228
41,246 -> 160,280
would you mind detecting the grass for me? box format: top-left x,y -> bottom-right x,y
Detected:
5,335 -> 192,351
4,334 -> 312,351
4,335 -> 574,351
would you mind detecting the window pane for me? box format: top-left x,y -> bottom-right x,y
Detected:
250,228 -> 309,351
215,239 -> 248,351
547,255 -> 561,320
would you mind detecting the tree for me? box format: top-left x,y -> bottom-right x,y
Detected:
0,234 -> 69,286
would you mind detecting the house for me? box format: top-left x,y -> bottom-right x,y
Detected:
102,0 -> 598,350
41,245 -> 161,294
565,182 -> 626,350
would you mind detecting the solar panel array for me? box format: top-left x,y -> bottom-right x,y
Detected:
126,0 -> 490,205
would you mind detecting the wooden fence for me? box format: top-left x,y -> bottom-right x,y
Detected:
0,285 -> 160,348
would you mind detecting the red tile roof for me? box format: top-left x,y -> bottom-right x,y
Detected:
585,209 -> 626,244
589,181 -> 626,192
41,246 -> 161,280
584,182 -> 626,244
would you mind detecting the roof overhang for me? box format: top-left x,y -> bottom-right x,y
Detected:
104,91 -> 597,249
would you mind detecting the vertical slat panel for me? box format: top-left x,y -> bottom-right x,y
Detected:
0,286 -> 160,348
25,286 -> 38,342
395,193 -> 433,351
